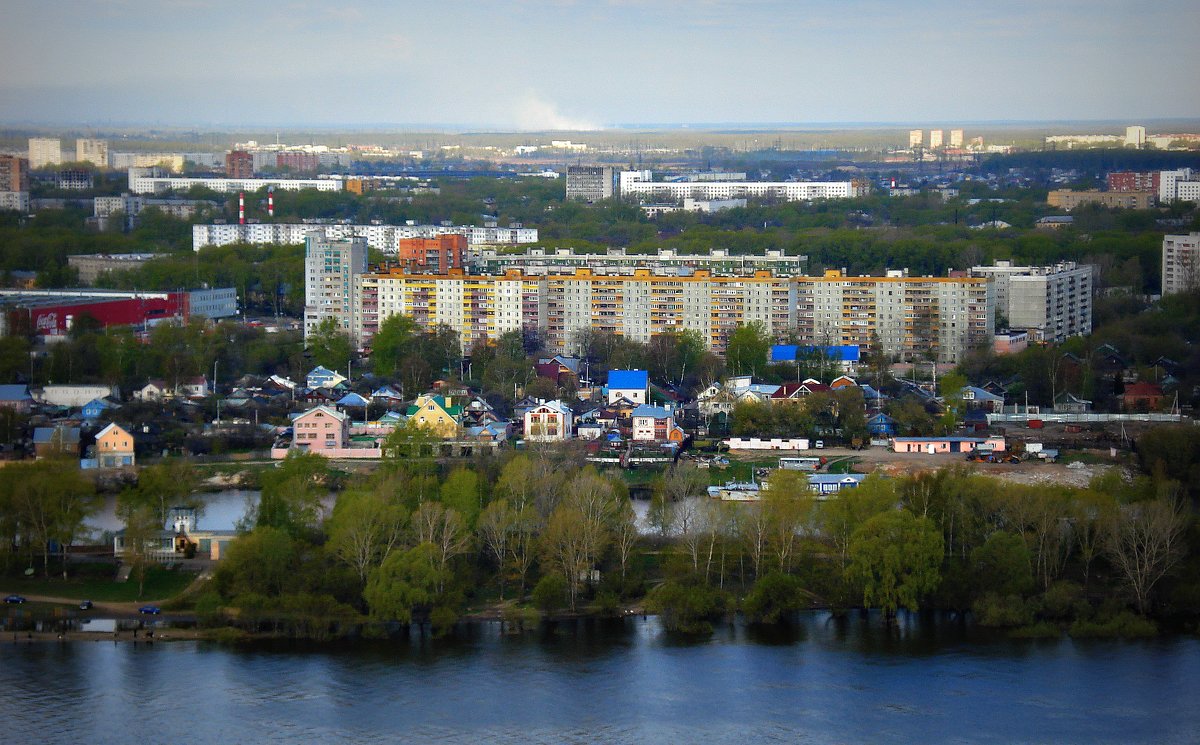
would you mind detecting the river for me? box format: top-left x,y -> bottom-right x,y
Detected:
1,613 -> 1197,743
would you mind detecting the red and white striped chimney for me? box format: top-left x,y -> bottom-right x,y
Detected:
268,187 -> 274,217
238,192 -> 245,224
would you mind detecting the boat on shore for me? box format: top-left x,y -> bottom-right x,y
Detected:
707,480 -> 762,501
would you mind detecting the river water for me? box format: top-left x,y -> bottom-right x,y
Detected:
1,613 -> 1197,743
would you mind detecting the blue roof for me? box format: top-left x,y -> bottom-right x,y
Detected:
893,437 -> 996,443
0,384 -> 31,402
962,386 -> 1003,402
808,473 -> 865,485
608,370 -> 648,390
336,392 -> 369,407
631,404 -> 672,419
770,345 -> 861,363
33,427 -> 79,444
867,412 -> 897,423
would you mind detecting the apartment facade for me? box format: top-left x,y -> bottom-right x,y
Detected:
192,222 -> 537,252
1047,190 -> 1154,211
28,137 -> 62,169
794,270 -> 992,364
304,231 -> 367,341
971,261 -> 1093,343
1162,233 -> 1200,296
468,246 -> 807,277
618,171 -> 868,202
75,139 -> 109,167
129,167 -> 339,195
565,166 -> 617,202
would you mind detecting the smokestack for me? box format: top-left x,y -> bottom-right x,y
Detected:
268,187 -> 274,218
238,192 -> 245,225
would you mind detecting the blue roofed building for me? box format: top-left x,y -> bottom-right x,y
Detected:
770,345 -> 860,371
607,369 -> 649,405
867,412 -> 898,437
0,384 -> 33,414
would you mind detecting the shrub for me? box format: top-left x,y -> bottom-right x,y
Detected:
646,579 -> 727,635
743,572 -> 807,624
532,573 -> 568,615
1070,611 -> 1158,639
1040,581 -> 1084,620
1009,621 -> 1062,639
973,592 -> 1036,628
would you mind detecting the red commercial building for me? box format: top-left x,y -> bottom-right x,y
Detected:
1,292 -> 188,338
225,150 -> 254,178
1107,171 -> 1160,194
397,235 -> 466,273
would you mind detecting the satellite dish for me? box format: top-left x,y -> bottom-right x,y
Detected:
24,567 -> 34,576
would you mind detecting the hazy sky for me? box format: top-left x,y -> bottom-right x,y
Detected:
1,0 -> 1197,128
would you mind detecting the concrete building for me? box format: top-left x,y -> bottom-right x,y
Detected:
68,253 -> 166,284
1159,169 -> 1200,203
1125,125 -> 1147,148
949,129 -> 964,148
192,222 -> 537,253
28,138 -> 62,169
0,154 -> 30,192
566,166 -> 617,202
129,167 -> 340,195
1162,233 -> 1200,296
1107,171 -> 1159,193
397,235 -> 466,273
908,129 -> 923,148
225,150 -> 254,178
56,170 -> 93,191
929,130 -> 944,149
304,231 -> 367,342
970,261 -> 1092,343
468,246 -> 807,277
109,152 -> 186,171
189,287 -> 239,319
794,269 -> 991,364
1047,190 -> 1154,211
0,191 -> 30,211
75,139 -> 108,167
618,171 -> 868,203
683,197 -> 747,213
276,151 -> 320,173
523,399 -> 573,441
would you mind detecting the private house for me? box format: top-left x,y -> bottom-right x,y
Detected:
81,397 -> 117,420
465,421 -> 510,444
94,423 -> 136,468
631,404 -> 685,443
115,507 -> 237,562
306,366 -> 348,390
771,379 -> 832,402
534,356 -> 581,388
576,421 -> 606,440
867,412 -> 898,437
178,376 -> 210,399
405,395 -> 463,438
1053,392 -> 1093,414
33,426 -> 80,459
727,376 -> 781,403
993,330 -> 1030,355
289,405 -> 350,453
524,399 -> 574,442
607,370 -> 649,406
1122,382 -> 1165,412
891,436 -> 1006,454
696,382 -> 737,418
371,385 -> 405,407
830,376 -> 858,390
807,473 -> 866,496
133,379 -> 172,402
0,384 -> 33,413
960,386 -> 1005,412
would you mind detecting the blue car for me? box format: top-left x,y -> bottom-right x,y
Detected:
4,595 -> 26,604
138,605 -> 161,615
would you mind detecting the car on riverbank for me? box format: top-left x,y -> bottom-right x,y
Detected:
4,594 -> 26,604
79,600 -> 93,610
138,605 -> 161,615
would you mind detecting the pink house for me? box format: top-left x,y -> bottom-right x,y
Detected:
290,405 -> 350,453
993,331 -> 1029,355
892,436 -> 1006,454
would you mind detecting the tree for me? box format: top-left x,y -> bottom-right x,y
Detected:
327,489 -> 407,585
254,452 -> 329,536
307,316 -> 354,372
743,572 -> 807,624
762,471 -> 813,573
134,460 -> 199,526
217,527 -> 297,598
816,472 -> 896,572
540,471 -> 617,610
371,313 -> 419,377
117,488 -> 166,598
1,461 -> 99,578
726,321 -> 771,377
364,542 -> 444,624
440,468 -> 482,527
478,498 -> 517,599
970,531 -> 1034,597
1103,493 -> 1189,614
412,501 -> 470,594
848,510 -> 943,620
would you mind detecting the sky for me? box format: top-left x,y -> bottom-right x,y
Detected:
1,0 -> 1197,129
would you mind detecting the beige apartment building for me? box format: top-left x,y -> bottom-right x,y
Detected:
1047,189 -> 1154,211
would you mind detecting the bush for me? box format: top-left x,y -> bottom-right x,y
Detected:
1040,581 -> 1084,620
193,591 -> 224,627
532,573 -> 568,615
1069,611 -> 1158,639
743,572 -> 807,624
594,590 -> 622,617
1009,621 -> 1061,639
646,579 -> 727,635
973,592 -> 1036,628
430,605 -> 459,637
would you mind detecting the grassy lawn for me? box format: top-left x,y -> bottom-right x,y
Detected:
1,563 -> 198,603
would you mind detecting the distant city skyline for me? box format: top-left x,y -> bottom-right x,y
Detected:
1,1 -> 1198,129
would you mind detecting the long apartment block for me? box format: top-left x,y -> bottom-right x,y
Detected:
351,266 -> 992,363
193,222 -> 538,252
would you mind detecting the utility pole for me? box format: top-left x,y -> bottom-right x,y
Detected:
214,359 -> 220,424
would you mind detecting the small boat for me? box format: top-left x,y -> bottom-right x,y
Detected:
708,480 -> 762,501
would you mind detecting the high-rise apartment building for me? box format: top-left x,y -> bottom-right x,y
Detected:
1107,171 -> 1160,193
347,267 -> 991,363
397,235 -> 466,273
565,166 -> 617,202
1125,125 -> 1147,148
1159,169 -> 1200,203
304,231 -> 368,342
0,155 -> 30,192
1162,233 -> 1200,296
908,130 -> 923,148
949,129 -> 964,148
28,138 -> 62,169
929,130 -> 944,149
75,139 -> 109,167
225,150 -> 254,178
970,261 -> 1092,343
619,171 -> 867,202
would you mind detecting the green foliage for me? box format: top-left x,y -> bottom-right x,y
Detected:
532,572 -> 568,614
255,452 -> 330,536
972,593 -> 1037,628
848,509 -> 943,617
726,321 -> 771,377
646,578 -> 727,634
363,542 -> 446,624
1069,611 -> 1158,639
971,531 -> 1035,597
216,527 -> 297,598
307,316 -> 354,370
743,571 -> 807,624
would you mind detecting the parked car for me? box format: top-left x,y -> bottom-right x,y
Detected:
79,600 -> 93,610
138,605 -> 161,615
814,440 -> 824,449
4,594 -> 26,604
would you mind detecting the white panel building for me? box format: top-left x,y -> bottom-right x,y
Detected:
1162,233 -> 1200,296
129,167 -> 341,195
28,138 -> 62,169
193,222 -> 538,253
304,231 -> 367,342
970,260 -> 1093,343
618,171 -> 866,202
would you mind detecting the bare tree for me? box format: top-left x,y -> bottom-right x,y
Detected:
413,501 -> 470,594
1103,493 -> 1189,614
479,498 -> 517,600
